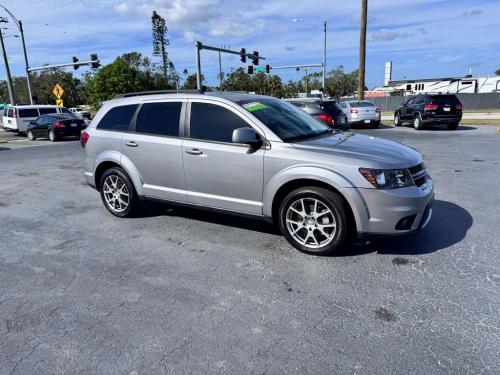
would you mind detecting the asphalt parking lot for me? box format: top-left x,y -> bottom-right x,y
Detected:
0,125 -> 499,374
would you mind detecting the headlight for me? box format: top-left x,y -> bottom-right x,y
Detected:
359,168 -> 414,189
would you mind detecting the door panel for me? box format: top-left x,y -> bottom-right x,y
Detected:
182,140 -> 264,214
122,133 -> 186,202
121,100 -> 187,202
183,100 -> 264,215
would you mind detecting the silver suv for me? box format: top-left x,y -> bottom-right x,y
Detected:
82,92 -> 434,255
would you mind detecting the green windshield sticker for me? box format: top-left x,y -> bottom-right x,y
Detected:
243,102 -> 266,112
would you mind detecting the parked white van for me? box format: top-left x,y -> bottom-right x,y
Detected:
2,105 -> 72,134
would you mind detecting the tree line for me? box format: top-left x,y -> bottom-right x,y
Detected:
0,51 -> 361,109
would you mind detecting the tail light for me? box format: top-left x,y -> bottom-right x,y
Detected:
424,104 -> 439,111
80,130 -> 89,147
318,114 -> 333,127
54,121 -> 65,128
455,103 -> 463,110
350,108 -> 358,114
12,109 -> 16,118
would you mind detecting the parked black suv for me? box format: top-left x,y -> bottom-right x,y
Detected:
394,94 -> 463,130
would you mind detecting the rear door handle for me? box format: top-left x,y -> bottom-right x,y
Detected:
124,141 -> 138,147
185,148 -> 203,155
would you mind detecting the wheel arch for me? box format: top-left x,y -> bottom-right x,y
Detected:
268,178 -> 357,238
93,152 -> 144,196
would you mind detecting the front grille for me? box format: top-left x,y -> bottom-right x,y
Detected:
409,163 -> 427,187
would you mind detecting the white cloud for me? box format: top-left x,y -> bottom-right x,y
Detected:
372,29 -> 413,42
462,9 -> 483,17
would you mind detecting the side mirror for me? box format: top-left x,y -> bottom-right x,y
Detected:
232,127 -> 263,148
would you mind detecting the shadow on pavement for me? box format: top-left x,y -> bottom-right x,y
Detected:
335,200 -> 473,257
138,199 -> 472,256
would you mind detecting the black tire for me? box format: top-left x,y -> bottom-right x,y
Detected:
413,114 -> 424,130
48,130 -> 57,142
371,120 -> 380,129
394,112 -> 402,127
447,121 -> 459,130
99,167 -> 139,218
278,187 -> 348,256
27,130 -> 36,141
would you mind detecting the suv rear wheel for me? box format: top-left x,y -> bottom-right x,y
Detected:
278,187 -> 348,255
413,115 -> 424,130
99,167 -> 138,217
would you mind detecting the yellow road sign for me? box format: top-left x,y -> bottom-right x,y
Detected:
56,99 -> 64,107
53,83 -> 64,99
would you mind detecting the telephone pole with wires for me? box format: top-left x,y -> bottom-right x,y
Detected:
0,4 -> 35,104
0,19 -> 15,104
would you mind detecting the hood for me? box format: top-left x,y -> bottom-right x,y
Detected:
292,132 -> 422,168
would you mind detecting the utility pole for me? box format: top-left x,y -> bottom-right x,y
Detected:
0,5 -> 35,104
358,0 -> 368,100
218,48 -> 223,92
195,42 -> 266,90
322,21 -> 326,94
0,22 -> 15,104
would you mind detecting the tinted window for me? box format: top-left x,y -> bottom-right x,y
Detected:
135,102 -> 182,137
18,108 -> 39,117
97,105 -> 137,131
238,99 -> 329,142
190,102 -> 249,143
61,108 -> 71,114
321,101 -> 342,115
429,95 -> 459,105
7,108 -> 13,117
2,108 -> 7,116
304,103 -> 325,115
349,101 -> 375,108
39,107 -> 58,115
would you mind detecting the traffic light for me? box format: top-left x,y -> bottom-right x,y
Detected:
240,48 -> 246,63
252,51 -> 259,65
247,65 -> 254,75
72,56 -> 79,70
265,64 -> 270,74
90,54 -> 100,69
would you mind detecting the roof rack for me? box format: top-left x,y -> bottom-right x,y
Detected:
113,89 -> 204,99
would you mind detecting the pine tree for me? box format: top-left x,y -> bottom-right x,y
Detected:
151,11 -> 170,88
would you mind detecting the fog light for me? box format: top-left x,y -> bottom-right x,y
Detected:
395,214 -> 417,230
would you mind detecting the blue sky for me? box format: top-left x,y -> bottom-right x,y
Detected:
1,0 -> 499,88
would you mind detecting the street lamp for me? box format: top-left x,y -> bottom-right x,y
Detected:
292,19 -> 327,94
0,4 -> 35,104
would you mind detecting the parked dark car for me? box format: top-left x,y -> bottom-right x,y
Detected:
27,113 -> 87,142
394,94 -> 463,130
285,99 -> 349,130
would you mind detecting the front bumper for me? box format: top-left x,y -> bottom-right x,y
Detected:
341,175 -> 434,237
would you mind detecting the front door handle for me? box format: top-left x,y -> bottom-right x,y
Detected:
185,148 -> 203,155
124,141 -> 138,147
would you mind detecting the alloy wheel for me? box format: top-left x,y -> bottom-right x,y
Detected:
102,175 -> 130,213
285,197 -> 337,250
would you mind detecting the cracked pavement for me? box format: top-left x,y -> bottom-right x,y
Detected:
0,125 -> 499,374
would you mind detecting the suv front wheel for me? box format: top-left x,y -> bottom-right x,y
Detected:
99,167 -> 138,217
278,187 -> 348,255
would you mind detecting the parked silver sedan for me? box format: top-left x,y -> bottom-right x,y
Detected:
340,100 -> 381,128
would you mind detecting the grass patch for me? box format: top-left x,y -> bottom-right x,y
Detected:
459,119 -> 500,126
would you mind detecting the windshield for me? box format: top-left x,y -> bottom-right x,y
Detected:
349,101 -> 375,108
237,98 -> 331,142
